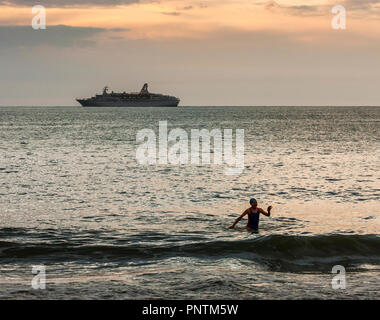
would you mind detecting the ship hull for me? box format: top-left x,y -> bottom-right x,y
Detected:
77,99 -> 179,107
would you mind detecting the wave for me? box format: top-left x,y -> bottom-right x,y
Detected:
1,233 -> 379,271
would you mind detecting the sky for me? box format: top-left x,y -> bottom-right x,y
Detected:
0,0 -> 380,106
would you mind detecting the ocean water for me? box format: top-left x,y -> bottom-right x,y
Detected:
0,106 -> 379,299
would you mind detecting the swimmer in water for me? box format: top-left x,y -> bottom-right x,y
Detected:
228,198 -> 272,231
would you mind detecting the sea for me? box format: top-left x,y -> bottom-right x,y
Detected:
0,106 -> 379,299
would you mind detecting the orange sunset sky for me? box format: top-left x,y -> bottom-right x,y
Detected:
1,0 -> 380,105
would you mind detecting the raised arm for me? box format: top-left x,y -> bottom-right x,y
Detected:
259,206 -> 273,217
228,209 -> 249,229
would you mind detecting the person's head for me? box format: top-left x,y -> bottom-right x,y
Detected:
249,198 -> 257,208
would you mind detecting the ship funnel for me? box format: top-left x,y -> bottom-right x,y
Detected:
140,83 -> 149,94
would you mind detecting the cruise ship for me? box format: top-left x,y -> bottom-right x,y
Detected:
76,83 -> 180,107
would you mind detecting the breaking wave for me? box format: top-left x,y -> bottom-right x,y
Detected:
1,231 -> 379,271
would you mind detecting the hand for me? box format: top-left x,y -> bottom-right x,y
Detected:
228,225 -> 235,229
267,206 -> 272,216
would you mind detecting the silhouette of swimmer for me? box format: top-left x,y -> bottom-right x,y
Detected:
229,198 -> 272,231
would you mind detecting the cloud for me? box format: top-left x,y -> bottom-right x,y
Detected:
0,0 -> 139,7
0,25 -> 130,48
345,0 -> 380,5
264,0 -> 380,17
343,0 -> 380,10
264,1 -> 327,17
160,11 -> 181,16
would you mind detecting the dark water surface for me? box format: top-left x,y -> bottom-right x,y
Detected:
0,106 -> 379,299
